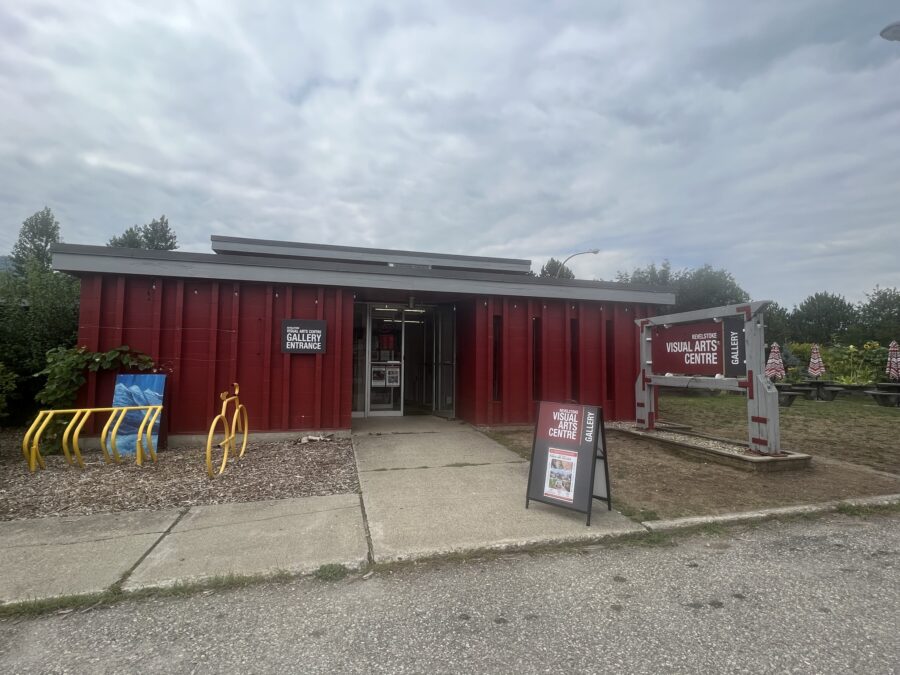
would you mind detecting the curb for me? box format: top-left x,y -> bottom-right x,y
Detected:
641,493 -> 900,532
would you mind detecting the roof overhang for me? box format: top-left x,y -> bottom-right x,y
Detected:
52,245 -> 676,305
210,235 -> 532,274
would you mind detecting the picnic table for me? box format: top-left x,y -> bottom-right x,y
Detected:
867,383 -> 900,407
799,380 -> 846,401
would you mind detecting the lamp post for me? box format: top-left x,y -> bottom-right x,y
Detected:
555,249 -> 600,278
881,21 -> 900,41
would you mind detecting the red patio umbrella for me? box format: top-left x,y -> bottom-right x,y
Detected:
807,344 -> 826,378
765,342 -> 786,381
886,340 -> 900,381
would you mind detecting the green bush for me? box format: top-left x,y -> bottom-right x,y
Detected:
786,341 -> 888,384
0,363 -> 16,421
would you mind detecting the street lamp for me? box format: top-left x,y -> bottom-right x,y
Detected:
555,248 -> 600,278
881,21 -> 900,41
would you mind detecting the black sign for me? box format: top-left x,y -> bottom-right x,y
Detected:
722,317 -> 746,378
281,320 -> 327,354
526,401 -> 611,526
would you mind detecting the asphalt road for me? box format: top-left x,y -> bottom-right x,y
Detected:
1,513 -> 898,674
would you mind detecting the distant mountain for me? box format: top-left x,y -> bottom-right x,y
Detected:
0,255 -> 9,271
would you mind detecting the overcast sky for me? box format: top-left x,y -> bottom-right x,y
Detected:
2,1 -> 898,307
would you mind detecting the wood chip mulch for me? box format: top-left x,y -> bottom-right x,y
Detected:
0,438 -> 359,522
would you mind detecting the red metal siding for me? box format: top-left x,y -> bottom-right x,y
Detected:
76,274 -> 353,436
454,296 -> 653,426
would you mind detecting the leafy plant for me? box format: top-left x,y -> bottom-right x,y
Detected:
36,345 -> 155,410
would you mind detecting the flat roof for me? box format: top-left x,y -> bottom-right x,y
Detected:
52,244 -> 675,305
210,235 -> 532,274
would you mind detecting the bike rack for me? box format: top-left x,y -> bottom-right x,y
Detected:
205,383 -> 249,477
22,406 -> 163,473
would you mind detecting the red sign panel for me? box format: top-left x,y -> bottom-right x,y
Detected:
536,403 -> 584,444
650,321 -> 723,376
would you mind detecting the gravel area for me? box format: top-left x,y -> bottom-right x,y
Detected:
609,422 -> 765,456
0,438 -> 359,521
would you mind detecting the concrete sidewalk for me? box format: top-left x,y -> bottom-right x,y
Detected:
0,495 -> 369,605
353,416 -> 643,562
2,416 -> 641,606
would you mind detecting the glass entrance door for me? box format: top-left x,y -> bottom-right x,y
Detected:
367,306 -> 405,415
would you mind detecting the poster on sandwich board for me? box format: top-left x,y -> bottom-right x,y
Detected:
526,401 -> 611,526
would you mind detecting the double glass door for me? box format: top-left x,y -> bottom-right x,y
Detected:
352,304 -> 455,417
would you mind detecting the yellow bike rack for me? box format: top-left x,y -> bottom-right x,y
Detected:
206,383 -> 249,477
22,406 -> 163,473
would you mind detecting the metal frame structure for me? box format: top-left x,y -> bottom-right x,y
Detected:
634,301 -> 781,455
23,405 -> 162,472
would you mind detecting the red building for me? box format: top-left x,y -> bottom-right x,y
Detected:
52,236 -> 673,440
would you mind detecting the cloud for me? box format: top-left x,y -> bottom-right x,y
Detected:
1,0 -> 898,306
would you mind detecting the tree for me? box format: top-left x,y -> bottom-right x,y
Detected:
107,226 -> 144,249
108,215 -> 177,250
539,258 -> 574,279
10,207 -> 60,275
615,260 -> 674,286
0,260 -> 79,423
615,262 -> 749,313
762,301 -> 791,345
790,292 -> 858,345
857,285 -> 900,346
672,265 -> 749,313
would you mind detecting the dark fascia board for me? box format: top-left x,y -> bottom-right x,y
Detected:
210,234 -> 532,274
51,244 -> 676,305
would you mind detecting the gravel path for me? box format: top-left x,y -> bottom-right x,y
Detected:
0,438 -> 359,521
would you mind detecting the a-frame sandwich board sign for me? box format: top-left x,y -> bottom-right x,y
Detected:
526,401 -> 611,526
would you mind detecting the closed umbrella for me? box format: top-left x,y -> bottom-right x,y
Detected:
886,340 -> 900,381
807,344 -> 826,378
765,342 -> 786,381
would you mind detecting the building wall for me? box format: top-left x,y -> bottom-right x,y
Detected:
455,296 -> 655,426
76,274 -> 354,435
75,273 -> 655,435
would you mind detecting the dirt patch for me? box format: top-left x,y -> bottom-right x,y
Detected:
0,436 -> 359,521
486,428 -> 900,520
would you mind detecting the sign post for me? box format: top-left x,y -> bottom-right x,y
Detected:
634,301 -> 780,455
526,401 -> 611,526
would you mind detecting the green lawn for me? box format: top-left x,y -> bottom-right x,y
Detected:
658,393 -> 899,475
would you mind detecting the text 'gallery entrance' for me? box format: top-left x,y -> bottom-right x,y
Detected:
352,303 -> 456,418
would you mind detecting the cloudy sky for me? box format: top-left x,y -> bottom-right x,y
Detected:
2,1 -> 898,307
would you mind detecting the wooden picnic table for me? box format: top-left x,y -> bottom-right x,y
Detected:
800,380 -> 843,401
867,383 -> 900,407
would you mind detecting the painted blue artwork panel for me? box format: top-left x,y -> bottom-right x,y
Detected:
108,374 -> 166,455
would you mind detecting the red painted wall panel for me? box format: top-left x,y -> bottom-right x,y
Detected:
75,274 -> 353,437
453,295 -> 655,427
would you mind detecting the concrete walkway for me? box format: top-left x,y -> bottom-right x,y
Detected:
1,416 -> 641,606
353,416 -> 642,562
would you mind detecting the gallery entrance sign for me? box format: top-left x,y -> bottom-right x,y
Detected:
282,320 -> 327,354
635,301 -> 780,455
526,401 -> 611,526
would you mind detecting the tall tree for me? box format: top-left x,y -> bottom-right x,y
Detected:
615,260 -> 674,286
790,292 -> 857,345
539,257 -> 575,279
10,207 -> 60,274
857,285 -> 900,346
108,215 -> 178,250
615,262 -> 749,313
762,301 -> 792,345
